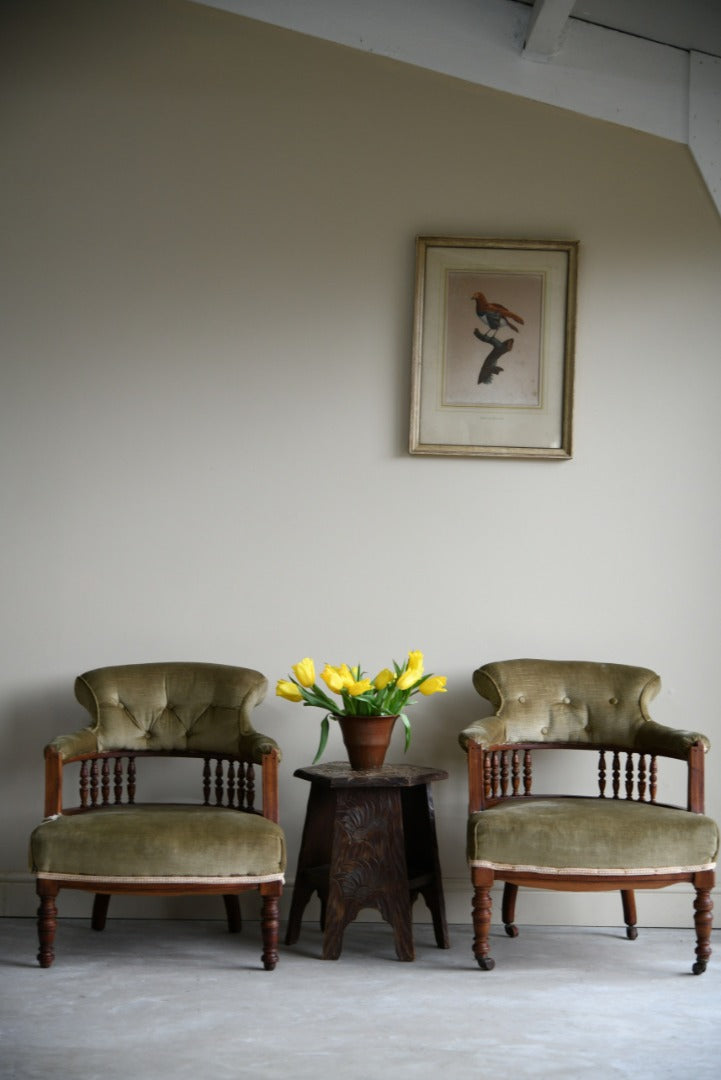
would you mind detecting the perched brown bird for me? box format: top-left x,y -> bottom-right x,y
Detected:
471,292 -> 524,336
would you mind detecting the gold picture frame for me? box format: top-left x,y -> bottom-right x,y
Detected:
409,237 -> 577,459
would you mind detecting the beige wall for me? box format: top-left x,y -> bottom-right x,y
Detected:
2,0 -> 720,925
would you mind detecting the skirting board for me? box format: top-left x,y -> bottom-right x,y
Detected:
2,873 -> 717,927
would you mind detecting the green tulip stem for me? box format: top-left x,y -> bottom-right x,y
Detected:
313,714 -> 330,765
400,712 -> 411,752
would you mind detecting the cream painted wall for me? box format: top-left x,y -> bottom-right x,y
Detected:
2,0 -> 721,929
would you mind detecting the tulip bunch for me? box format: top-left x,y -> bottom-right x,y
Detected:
276,651 -> 447,763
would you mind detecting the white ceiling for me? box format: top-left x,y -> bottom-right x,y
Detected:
191,0 -> 721,214
549,0 -> 721,57
194,1 -> 721,63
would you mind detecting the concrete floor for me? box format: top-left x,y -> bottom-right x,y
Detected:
1,917 -> 720,1080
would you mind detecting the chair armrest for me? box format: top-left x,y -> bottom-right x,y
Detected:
241,732 -> 282,764
47,728 -> 99,761
634,721 -> 710,759
459,716 -> 507,751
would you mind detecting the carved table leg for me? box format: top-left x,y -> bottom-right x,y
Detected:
285,784 -> 333,946
91,893 -> 111,931
418,882 -> 450,949
402,785 -> 449,949
260,881 -> 281,971
318,890 -> 328,933
323,788 -> 414,961
472,868 -> 495,970
621,889 -> 638,941
692,881 -> 713,975
285,875 -> 316,946
36,879 -> 59,969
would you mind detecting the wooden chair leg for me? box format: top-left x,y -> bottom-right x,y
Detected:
471,868 -> 495,970
36,879 -> 59,968
91,893 -> 111,931
692,877 -> 714,975
259,882 -> 281,971
621,889 -> 638,940
502,882 -> 519,937
223,894 -> 242,933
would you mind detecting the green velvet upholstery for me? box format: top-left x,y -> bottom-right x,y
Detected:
468,798 -> 719,872
461,659 -> 719,974
30,662 -> 286,970
460,659 -> 709,758
30,805 -> 286,881
52,662 -> 279,763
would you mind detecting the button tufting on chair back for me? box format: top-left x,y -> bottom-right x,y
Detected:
473,659 -> 662,747
460,657 -> 718,974
30,661 -> 285,970
73,662 -> 269,754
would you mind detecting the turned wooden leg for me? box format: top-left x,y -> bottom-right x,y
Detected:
36,879 -> 59,968
223,894 -> 242,933
91,893 -> 111,931
502,882 -> 519,938
472,868 -> 495,970
259,882 -> 281,971
621,889 -> 638,941
692,879 -> 714,975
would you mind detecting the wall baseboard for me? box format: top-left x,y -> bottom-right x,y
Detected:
4,873 -> 717,928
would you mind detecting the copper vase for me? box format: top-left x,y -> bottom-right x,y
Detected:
336,714 -> 398,770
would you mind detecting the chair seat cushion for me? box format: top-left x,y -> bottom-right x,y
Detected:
468,797 -> 719,873
30,805 -> 286,882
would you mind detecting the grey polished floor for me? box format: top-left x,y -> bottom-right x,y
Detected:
1,917 -> 719,1080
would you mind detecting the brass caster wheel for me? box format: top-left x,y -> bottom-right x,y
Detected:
477,956 -> 495,971
626,926 -> 638,941
692,960 -> 707,975
504,923 -> 519,938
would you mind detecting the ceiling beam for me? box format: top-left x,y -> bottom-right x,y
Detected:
523,0 -> 576,61
190,1 -> 720,218
689,52 -> 721,215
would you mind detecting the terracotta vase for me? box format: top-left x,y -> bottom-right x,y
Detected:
336,714 -> 398,770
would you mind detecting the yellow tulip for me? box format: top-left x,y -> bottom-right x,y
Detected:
347,678 -> 373,697
407,650 -> 424,671
292,657 -> 316,688
373,668 -> 395,690
396,650 -> 424,690
321,664 -> 345,694
418,675 -> 447,696
276,679 -> 303,702
334,664 -> 355,689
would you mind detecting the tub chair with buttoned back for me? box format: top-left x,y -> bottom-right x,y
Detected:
459,659 -> 719,973
29,662 -> 286,970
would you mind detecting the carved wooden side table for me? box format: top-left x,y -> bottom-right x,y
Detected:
285,762 -> 449,961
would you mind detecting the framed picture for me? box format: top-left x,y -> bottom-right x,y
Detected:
409,237 -> 577,459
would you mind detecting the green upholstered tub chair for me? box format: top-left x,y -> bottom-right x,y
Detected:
460,659 -> 718,974
29,663 -> 286,970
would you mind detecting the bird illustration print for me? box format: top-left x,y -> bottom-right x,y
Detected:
471,291 -> 525,385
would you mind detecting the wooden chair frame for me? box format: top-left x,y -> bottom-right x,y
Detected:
36,744 -> 283,970
467,739 -> 715,974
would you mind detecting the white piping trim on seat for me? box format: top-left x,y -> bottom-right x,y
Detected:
468,861 -> 716,876
35,872 -> 285,885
